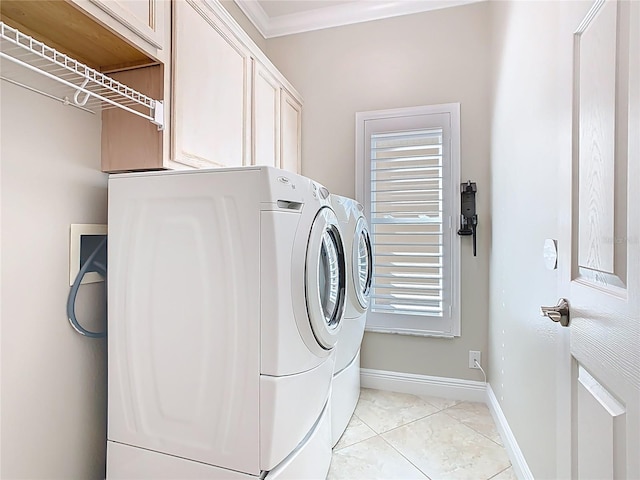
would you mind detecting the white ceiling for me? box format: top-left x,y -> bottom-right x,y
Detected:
258,1 -> 355,18
234,0 -> 485,38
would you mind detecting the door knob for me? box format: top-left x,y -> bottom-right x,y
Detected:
540,298 -> 570,327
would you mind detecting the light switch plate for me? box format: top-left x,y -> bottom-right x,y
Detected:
69,224 -> 107,286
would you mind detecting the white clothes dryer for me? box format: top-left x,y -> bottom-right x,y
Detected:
329,195 -> 373,446
106,167 -> 347,479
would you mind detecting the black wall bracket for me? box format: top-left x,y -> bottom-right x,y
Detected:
457,181 -> 478,256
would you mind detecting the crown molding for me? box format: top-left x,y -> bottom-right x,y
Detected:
234,0 -> 485,39
233,0 -> 271,37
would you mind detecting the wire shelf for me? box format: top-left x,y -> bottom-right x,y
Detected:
0,21 -> 164,129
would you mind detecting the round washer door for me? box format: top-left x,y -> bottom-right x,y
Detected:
352,217 -> 373,310
306,207 -> 346,349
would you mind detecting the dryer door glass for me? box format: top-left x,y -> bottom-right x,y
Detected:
319,226 -> 342,328
354,219 -> 373,309
305,207 -> 346,349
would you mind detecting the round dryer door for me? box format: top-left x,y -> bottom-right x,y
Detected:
306,207 -> 346,349
353,217 -> 373,310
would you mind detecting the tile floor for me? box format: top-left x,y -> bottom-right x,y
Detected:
329,388 -> 515,480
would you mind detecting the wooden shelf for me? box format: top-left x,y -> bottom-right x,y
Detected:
0,21 -> 164,129
0,0 -> 156,72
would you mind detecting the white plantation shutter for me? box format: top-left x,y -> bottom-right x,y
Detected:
356,105 -> 460,337
370,128 -> 445,316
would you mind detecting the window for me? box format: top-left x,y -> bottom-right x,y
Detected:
355,104 -> 460,337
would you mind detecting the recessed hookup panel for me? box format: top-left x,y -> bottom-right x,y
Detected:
69,224 -> 107,286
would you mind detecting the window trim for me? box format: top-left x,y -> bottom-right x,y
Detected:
355,103 -> 461,338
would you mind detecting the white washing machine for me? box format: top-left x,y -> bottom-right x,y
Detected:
329,195 -> 373,446
106,166 -> 347,479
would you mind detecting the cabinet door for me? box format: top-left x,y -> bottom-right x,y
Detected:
253,61 -> 280,167
173,0 -> 251,168
280,90 -> 302,174
71,0 -> 166,62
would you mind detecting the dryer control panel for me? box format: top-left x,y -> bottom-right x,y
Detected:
259,167 -> 333,211
260,168 -> 305,211
310,181 -> 331,203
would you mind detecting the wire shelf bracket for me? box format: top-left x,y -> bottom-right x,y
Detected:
0,21 -> 164,130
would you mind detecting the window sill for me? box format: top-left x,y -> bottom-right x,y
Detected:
364,326 -> 457,339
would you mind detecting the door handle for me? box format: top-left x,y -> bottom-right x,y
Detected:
540,298 -> 570,327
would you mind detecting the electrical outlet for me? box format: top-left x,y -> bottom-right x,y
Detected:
469,350 -> 482,369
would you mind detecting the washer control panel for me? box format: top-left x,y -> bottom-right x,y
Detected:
310,181 -> 330,200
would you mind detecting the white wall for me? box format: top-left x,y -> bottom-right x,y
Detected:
0,82 -> 108,479
488,1 -> 575,477
266,3 -> 492,381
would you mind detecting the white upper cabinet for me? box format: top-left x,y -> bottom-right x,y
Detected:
70,0 -> 168,63
0,0 -> 301,173
96,0 -> 302,172
253,61 -> 281,167
172,0 -> 302,172
253,60 -> 303,173
280,89 -> 302,174
172,0 -> 252,168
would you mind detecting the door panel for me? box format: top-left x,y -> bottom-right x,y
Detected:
575,0 -> 630,292
173,0 -> 250,168
576,366 -> 627,479
560,1 -> 640,478
576,0 -> 618,278
253,62 -> 280,167
280,90 -> 302,173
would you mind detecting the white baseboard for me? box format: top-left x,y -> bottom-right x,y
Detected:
360,368 -> 486,403
486,384 -> 534,480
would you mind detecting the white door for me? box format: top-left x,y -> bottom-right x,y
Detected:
555,1 -> 639,478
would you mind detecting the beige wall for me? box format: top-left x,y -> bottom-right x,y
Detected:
266,3 -> 492,381
1,82 -> 108,479
488,1 -> 576,477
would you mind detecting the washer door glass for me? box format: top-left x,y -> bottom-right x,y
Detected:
353,218 -> 373,309
306,207 -> 346,349
318,227 -> 342,328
